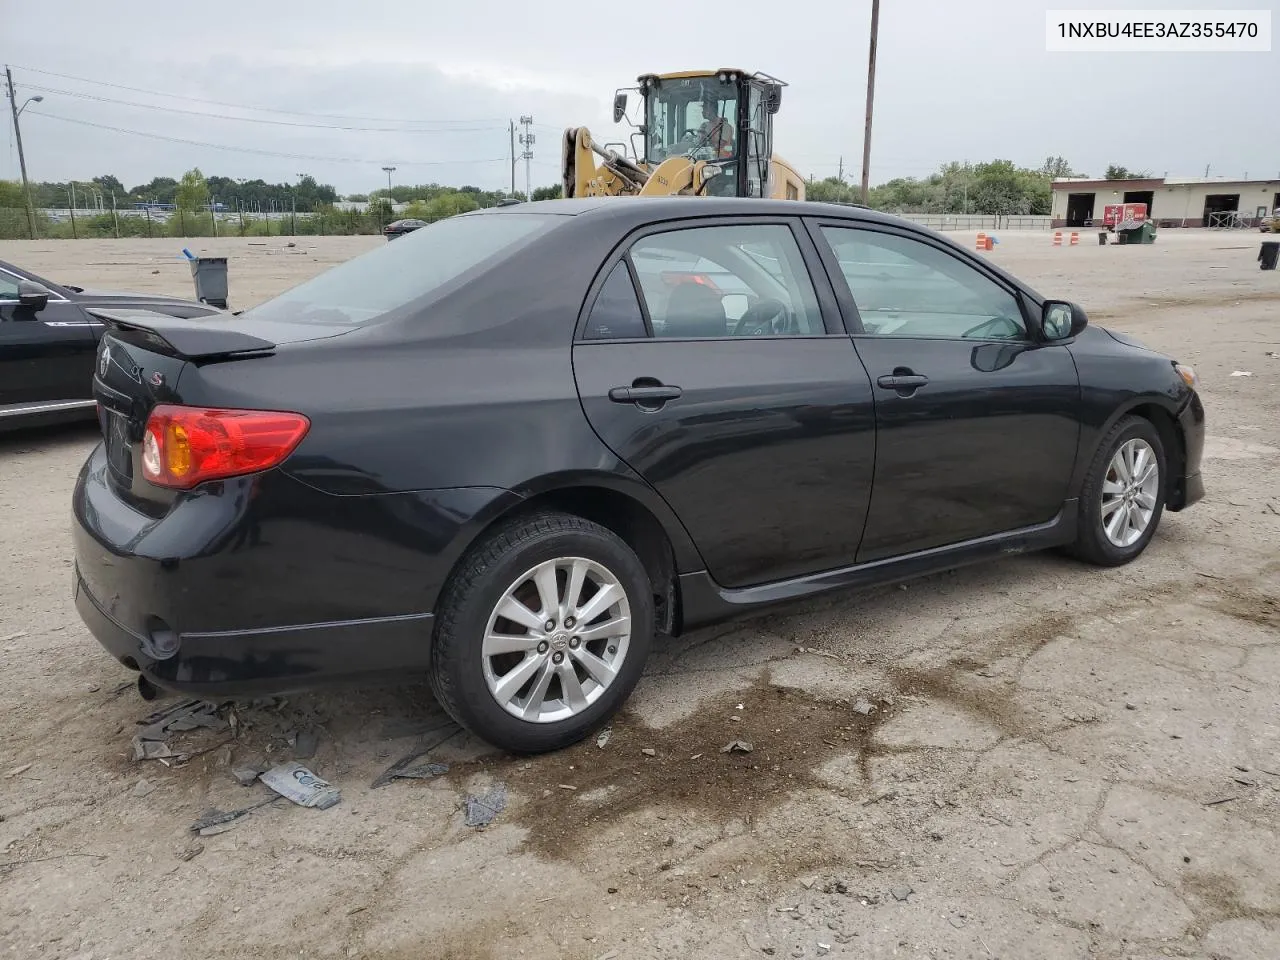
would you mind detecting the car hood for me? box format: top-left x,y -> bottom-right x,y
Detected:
1099,326 -> 1156,351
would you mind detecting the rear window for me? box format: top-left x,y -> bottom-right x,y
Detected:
245,213 -> 559,326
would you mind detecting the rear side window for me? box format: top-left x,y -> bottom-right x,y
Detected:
246,213 -> 559,327
628,224 -> 824,339
584,263 -> 648,340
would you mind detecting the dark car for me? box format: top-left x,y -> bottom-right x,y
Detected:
383,218 -> 428,240
1,260 -> 222,431
71,198 -> 1205,754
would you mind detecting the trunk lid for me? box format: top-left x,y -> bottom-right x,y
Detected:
86,308 -> 296,503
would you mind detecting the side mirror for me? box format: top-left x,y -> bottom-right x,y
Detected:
18,280 -> 51,310
766,83 -> 783,114
613,92 -> 628,124
1041,299 -> 1087,340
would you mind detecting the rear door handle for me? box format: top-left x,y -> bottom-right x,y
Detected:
608,385 -> 683,404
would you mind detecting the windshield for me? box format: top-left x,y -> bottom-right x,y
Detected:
645,76 -> 738,163
245,213 -> 558,326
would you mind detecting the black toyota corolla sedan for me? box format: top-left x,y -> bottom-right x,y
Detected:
72,197 -> 1205,753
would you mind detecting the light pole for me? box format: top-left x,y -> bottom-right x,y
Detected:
381,165 -> 395,198
4,68 -> 42,238
859,0 -> 880,206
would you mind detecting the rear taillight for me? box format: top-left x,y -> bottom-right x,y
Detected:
140,404 -> 310,489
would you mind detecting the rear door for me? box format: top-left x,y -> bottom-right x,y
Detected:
809,220 -> 1081,563
0,267 -> 98,416
572,217 -> 876,589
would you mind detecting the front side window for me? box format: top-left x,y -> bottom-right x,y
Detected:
628,224 -> 823,339
645,76 -> 738,164
822,227 -> 1026,340
246,213 -> 559,327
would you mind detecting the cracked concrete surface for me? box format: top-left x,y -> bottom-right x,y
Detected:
1,231 -> 1278,959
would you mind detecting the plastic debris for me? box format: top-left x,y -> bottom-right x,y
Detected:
1230,370 -> 1253,377
371,723 -> 462,788
596,727 -> 612,749
293,728 -> 320,760
721,740 -> 754,754
189,796 -> 280,833
392,761 -> 449,780
464,783 -> 508,827
852,699 -> 876,716
260,762 -> 341,810
231,766 -> 264,786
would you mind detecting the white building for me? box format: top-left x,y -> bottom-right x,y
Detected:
1051,176 -> 1280,228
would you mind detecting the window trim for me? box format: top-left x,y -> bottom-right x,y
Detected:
0,266 -> 72,305
802,218 -> 1034,342
573,215 -> 845,343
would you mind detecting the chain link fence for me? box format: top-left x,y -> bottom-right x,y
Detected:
0,207 -> 411,240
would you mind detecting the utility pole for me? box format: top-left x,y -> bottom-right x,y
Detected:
838,156 -> 844,181
519,116 -> 535,202
510,120 -> 517,196
860,0 -> 881,205
5,66 -> 40,239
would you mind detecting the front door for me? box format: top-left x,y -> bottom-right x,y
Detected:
811,222 -> 1081,563
0,270 -> 97,416
573,219 -> 876,589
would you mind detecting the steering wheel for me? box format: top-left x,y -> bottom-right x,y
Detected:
961,315 -> 1022,340
733,298 -> 789,337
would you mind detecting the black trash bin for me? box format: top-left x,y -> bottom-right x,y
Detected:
1098,231 -> 1108,246
189,256 -> 229,308
1260,241 -> 1280,271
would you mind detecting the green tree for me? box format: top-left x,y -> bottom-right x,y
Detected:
1105,164 -> 1150,180
0,179 -> 26,208
174,168 -> 210,211
532,184 -> 562,201
1039,156 -> 1082,178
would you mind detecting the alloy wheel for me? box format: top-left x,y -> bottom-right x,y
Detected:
1100,438 -> 1160,548
481,557 -> 632,723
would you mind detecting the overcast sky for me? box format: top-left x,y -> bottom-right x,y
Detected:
3,0 -> 1278,196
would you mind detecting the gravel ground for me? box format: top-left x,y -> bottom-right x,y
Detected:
1,229 -> 1277,960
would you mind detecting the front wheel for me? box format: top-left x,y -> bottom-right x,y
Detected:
1068,415 -> 1167,566
429,513 -> 654,754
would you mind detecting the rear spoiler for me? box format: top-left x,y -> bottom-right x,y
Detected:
86,308 -> 276,360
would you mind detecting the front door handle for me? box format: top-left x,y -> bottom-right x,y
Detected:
876,374 -> 928,389
608,384 -> 683,404
876,368 -> 929,397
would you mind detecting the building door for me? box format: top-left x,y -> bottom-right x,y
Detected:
1066,193 -> 1094,227
1123,190 -> 1154,219
1203,194 -> 1240,227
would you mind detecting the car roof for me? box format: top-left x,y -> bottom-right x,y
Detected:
469,196 -> 912,229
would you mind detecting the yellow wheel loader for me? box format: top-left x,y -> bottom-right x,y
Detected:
562,69 -> 806,202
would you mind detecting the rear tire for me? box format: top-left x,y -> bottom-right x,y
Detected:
429,512 -> 654,754
1068,415 -> 1166,567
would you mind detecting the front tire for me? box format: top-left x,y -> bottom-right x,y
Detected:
429,512 -> 654,754
1068,415 -> 1166,566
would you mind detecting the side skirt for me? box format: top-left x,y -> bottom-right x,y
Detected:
676,501 -> 1079,631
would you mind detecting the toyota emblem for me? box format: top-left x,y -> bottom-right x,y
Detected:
99,344 -> 111,378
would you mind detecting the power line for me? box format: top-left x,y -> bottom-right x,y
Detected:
25,110 -> 511,167
7,64 -> 508,125
18,83 -> 507,133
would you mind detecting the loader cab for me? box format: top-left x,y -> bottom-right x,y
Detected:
635,69 -> 783,199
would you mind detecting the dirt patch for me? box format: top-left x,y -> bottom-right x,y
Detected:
1182,871 -> 1280,931
1208,587 -> 1280,627
449,675 -> 894,863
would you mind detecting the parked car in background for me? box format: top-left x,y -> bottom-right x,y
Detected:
72,198 -> 1205,754
1,260 -> 222,432
383,218 -> 428,240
